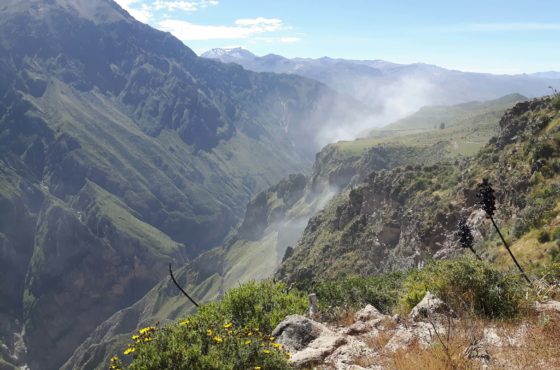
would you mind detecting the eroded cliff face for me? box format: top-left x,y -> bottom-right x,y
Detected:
276,97 -> 560,286
0,0 -> 374,368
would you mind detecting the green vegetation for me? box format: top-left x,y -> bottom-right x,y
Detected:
119,257 -> 549,368
551,88 -> 560,110
399,258 -> 527,318
115,281 -> 306,369
334,93 -> 525,158
313,273 -> 405,320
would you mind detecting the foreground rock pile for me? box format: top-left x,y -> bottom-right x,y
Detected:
271,292 -> 560,369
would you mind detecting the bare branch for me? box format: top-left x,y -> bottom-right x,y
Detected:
169,263 -> 199,308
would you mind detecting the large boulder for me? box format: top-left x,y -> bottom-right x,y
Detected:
272,315 -> 347,368
409,291 -> 456,322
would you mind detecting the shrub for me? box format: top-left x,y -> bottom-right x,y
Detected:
398,258 -> 527,318
511,186 -> 559,238
116,281 -> 307,369
314,273 -> 405,321
552,94 -> 560,111
217,280 -> 308,333
549,246 -> 560,263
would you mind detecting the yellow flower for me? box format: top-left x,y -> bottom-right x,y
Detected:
247,332 -> 253,336
143,337 -> 153,342
254,367 -> 262,370
123,347 -> 135,355
207,329 -> 213,336
110,356 -> 119,362
271,342 -> 282,349
262,349 -> 271,355
131,334 -> 140,341
223,322 -> 233,329
268,336 -> 275,341
244,340 -> 252,345
179,319 -> 190,326
139,326 -> 155,335
212,336 -> 223,344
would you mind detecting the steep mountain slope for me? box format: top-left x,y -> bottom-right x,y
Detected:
276,96 -> 560,286
0,1 -> 370,368
62,94 -> 522,369
202,48 -> 560,129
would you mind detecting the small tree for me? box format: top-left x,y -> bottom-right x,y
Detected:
476,179 -> 531,283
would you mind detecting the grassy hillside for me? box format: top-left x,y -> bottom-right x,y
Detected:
277,96 -> 560,286
335,93 -> 526,159
0,1 -> 371,368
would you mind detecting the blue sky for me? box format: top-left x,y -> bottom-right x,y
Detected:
114,0 -> 560,74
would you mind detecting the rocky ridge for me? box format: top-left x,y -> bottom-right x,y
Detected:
276,96 -> 560,286
272,292 -> 560,369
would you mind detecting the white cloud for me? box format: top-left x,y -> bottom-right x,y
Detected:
114,0 -> 219,23
158,17 -> 288,40
234,17 -> 283,32
113,1 -> 299,44
152,0 -> 219,12
251,36 -> 301,44
114,0 -> 153,22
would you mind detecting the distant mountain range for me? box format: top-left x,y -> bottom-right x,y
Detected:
202,48 -> 560,129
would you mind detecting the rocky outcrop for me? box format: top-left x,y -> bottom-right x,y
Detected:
272,293 -> 559,369
272,315 -> 347,368
277,96 -> 560,286
271,294 -> 455,369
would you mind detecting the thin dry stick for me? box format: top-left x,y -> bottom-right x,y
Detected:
489,217 -> 531,283
477,178 -> 531,283
169,263 -> 199,307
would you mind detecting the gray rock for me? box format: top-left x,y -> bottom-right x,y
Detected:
535,300 -> 560,313
272,315 -> 325,352
354,304 -> 386,322
291,335 -> 347,368
409,291 -> 455,322
272,315 -> 347,368
342,321 -> 369,335
384,322 -> 433,352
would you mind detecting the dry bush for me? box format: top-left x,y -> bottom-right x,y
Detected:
386,310 -> 560,370
386,315 -> 484,370
335,307 -> 356,327
363,317 -> 399,351
352,354 -> 380,368
391,343 -> 480,370
364,331 -> 394,352
489,311 -> 560,369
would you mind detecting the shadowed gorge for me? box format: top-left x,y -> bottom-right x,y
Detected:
0,0 -> 371,368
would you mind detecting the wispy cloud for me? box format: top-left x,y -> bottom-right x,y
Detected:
115,0 -> 153,22
114,0 -> 219,22
158,18 -> 286,40
449,22 -> 560,32
152,0 -> 219,12
251,36 -> 301,44
114,0 -> 300,45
